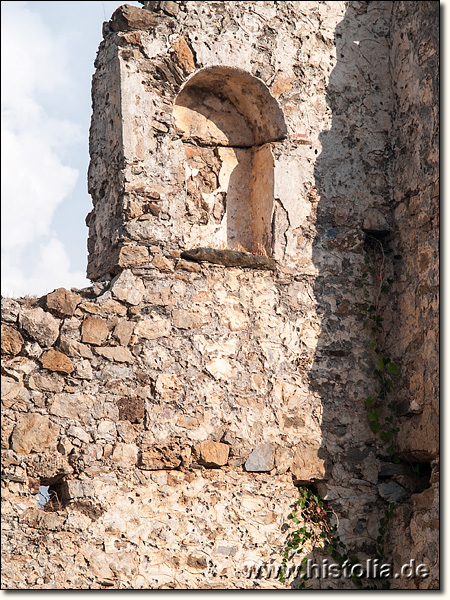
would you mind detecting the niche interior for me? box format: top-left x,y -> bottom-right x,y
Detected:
174,67 -> 287,255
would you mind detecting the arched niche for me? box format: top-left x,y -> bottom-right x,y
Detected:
174,66 -> 286,255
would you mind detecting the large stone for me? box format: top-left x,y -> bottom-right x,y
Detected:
20,307 -> 60,347
291,442 -> 329,483
110,4 -> 161,32
59,337 -> 94,359
1,297 -> 20,323
244,443 -> 275,472
49,393 -> 95,424
194,441 -> 229,468
29,372 -> 65,393
1,376 -> 30,410
111,270 -> 145,306
40,349 -> 74,374
45,288 -> 81,317
118,245 -> 149,269
1,325 -> 23,356
377,481 -> 407,503
95,346 -> 134,363
11,413 -> 60,454
81,317 -> 109,346
140,441 -> 184,470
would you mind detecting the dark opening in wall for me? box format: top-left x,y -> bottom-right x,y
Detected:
36,477 -> 70,511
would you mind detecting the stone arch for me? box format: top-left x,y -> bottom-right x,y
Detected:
174,66 -> 287,255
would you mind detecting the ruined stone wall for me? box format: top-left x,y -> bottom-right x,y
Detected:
385,1 -> 439,588
1,1 -> 439,590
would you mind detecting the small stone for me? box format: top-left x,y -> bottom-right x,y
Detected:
81,317 -> 109,346
45,288 -> 81,317
111,270 -> 145,306
133,315 -> 171,340
59,337 -> 94,359
113,321 -> 134,346
11,413 -> 60,454
110,4 -> 161,32
377,481 -> 407,503
40,349 -> 74,374
194,441 -> 229,468
96,421 -> 117,443
145,203 -> 161,216
362,209 -> 390,234
95,346 -> 134,363
75,360 -> 93,380
140,441 -> 183,470
172,308 -> 209,329
244,443 -> 275,472
152,254 -> 175,272
67,425 -> 91,444
292,442 -> 329,483
1,325 -> 23,356
171,36 -> 195,73
20,307 -> 61,347
117,397 -> 145,423
29,372 -> 65,393
411,487 -> 435,509
118,246 -> 149,269
111,443 -> 138,466
176,259 -> 202,273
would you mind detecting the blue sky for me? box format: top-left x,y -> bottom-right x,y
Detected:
1,1 -> 140,297
1,1 -> 446,299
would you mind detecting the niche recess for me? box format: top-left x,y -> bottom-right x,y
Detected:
174,67 -> 287,255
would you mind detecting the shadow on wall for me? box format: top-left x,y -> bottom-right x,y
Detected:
174,67 -> 286,255
305,1 -> 396,584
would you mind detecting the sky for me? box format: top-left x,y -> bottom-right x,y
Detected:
1,1 -> 446,299
1,1 -> 141,298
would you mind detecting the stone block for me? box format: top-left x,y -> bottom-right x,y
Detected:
291,442 -> 329,483
117,397 -> 145,423
194,441 -> 229,468
1,325 -> 23,356
11,413 -> 60,454
110,4 -> 161,32
140,441 -> 184,470
95,346 -> 134,363
244,443 -> 275,472
40,349 -> 74,374
111,270 -> 145,306
172,308 -> 209,329
81,317 -> 109,346
118,246 -> 149,269
46,288 -> 81,317
20,307 -> 61,347
111,443 -> 138,466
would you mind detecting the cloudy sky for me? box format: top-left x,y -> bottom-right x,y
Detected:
1,2 -> 445,299
1,1 -> 141,298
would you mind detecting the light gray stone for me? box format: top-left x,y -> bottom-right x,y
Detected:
244,443 -> 275,472
20,307 -> 61,347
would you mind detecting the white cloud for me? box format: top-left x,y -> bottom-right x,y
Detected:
1,1 -> 88,296
2,237 -> 88,298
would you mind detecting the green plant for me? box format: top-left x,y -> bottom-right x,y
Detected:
361,236 -> 400,455
278,487 -> 360,588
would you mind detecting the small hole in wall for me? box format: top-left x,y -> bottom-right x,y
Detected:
36,478 -> 70,511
